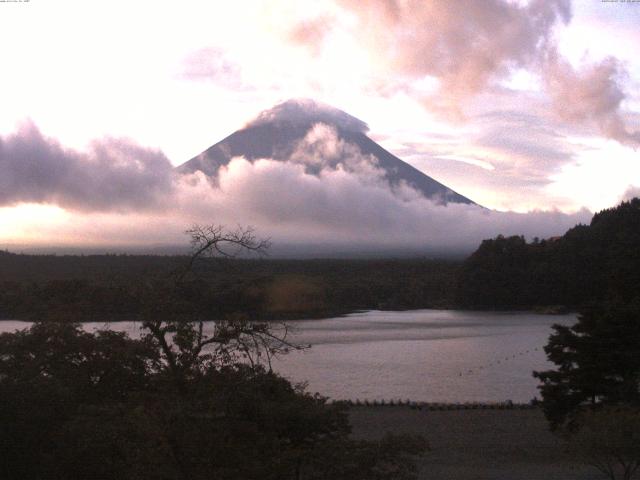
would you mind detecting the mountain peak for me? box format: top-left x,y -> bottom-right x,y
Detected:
177,99 -> 476,206
245,98 -> 369,133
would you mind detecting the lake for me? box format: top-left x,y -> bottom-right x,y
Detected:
0,309 -> 575,403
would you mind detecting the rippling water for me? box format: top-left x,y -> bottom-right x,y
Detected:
0,309 -> 575,403
274,310 -> 576,403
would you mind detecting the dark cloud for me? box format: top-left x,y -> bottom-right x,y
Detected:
0,122 -> 174,212
37,153 -> 590,253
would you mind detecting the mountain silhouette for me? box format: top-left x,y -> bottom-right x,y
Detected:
177,99 -> 476,205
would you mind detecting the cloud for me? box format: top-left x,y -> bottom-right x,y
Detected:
180,156 -> 590,250
472,109 -> 576,183
7,155 -> 590,254
288,15 -> 335,56
543,52 -> 640,148
316,0 -> 572,116
1,122 -> 592,254
373,102 -> 584,211
180,47 -> 245,88
620,185 -> 640,202
287,0 -> 638,147
0,122 -> 174,212
288,123 -> 380,176
245,98 -> 369,133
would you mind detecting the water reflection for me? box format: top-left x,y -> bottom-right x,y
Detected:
0,309 -> 575,403
274,310 -> 575,403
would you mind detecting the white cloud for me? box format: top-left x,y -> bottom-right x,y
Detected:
0,123 -> 592,253
544,52 -> 640,147
620,185 -> 640,202
320,0 -> 572,117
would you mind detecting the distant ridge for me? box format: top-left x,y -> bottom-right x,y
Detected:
177,99 -> 476,205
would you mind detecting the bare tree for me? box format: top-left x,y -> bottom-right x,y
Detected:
177,225 -> 271,282
141,224 -> 304,387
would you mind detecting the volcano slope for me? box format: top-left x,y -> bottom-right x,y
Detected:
177,99 -> 476,206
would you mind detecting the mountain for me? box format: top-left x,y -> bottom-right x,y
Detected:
176,99 -> 476,205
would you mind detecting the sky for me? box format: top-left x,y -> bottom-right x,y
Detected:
0,0 -> 638,253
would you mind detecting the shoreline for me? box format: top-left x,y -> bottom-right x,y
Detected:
0,305 -> 577,324
333,399 -> 537,410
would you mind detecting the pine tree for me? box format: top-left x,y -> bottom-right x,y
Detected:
534,299 -> 640,429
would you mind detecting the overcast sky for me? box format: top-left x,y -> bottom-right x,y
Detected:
0,0 -> 638,251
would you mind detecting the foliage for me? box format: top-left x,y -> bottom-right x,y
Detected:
456,198 -> 640,309
0,225 -> 426,479
0,321 -> 426,479
0,257 -> 459,322
533,300 -> 640,429
0,322 -> 160,480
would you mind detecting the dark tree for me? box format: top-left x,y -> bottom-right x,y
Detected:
0,322 -> 160,480
533,300 -> 640,430
0,322 -> 426,480
455,235 -> 532,308
138,224 -> 302,389
0,225 -> 426,480
456,198 -> 640,310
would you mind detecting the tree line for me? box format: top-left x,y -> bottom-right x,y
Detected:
3,199 -> 638,322
0,255 -> 459,322
456,198 -> 640,309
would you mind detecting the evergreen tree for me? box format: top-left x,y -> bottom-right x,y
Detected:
533,299 -> 640,429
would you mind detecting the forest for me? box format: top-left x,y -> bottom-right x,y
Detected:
1,199 -> 639,322
456,198 -> 640,310
0,254 -> 458,322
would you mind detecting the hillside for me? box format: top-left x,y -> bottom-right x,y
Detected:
456,198 -> 640,309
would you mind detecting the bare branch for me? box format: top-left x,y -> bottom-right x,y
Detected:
175,224 -> 270,283
140,225 -> 308,387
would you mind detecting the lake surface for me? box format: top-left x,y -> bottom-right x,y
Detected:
0,310 -> 575,403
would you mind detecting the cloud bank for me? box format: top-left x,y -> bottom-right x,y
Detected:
1,122 -> 593,254
0,122 -> 174,212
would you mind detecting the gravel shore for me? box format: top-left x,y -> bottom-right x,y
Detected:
349,406 -> 604,480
